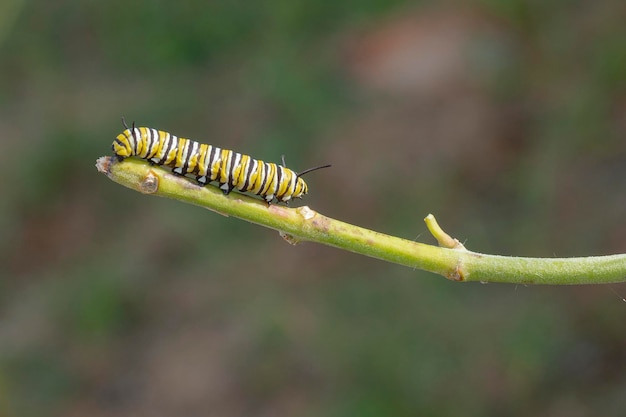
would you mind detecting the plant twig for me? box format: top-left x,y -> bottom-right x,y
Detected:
96,156 -> 626,285
424,214 -> 466,250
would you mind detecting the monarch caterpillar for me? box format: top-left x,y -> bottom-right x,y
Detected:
112,119 -> 330,203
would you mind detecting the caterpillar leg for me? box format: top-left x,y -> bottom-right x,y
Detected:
196,176 -> 208,186
170,168 -> 184,176
219,183 -> 234,195
172,167 -> 186,176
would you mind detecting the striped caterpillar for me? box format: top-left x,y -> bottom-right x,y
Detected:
112,119 -> 330,203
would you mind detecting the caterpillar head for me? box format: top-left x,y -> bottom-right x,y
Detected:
293,177 -> 308,199
273,175 -> 308,203
290,163 -> 330,200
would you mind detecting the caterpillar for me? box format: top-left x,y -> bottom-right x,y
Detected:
112,119 -> 330,203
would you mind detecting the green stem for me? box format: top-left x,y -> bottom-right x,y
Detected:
96,156 -> 626,285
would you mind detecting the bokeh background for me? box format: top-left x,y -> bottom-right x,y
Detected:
2,0 -> 626,415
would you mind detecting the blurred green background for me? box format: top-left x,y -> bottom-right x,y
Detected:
1,0 -> 626,415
